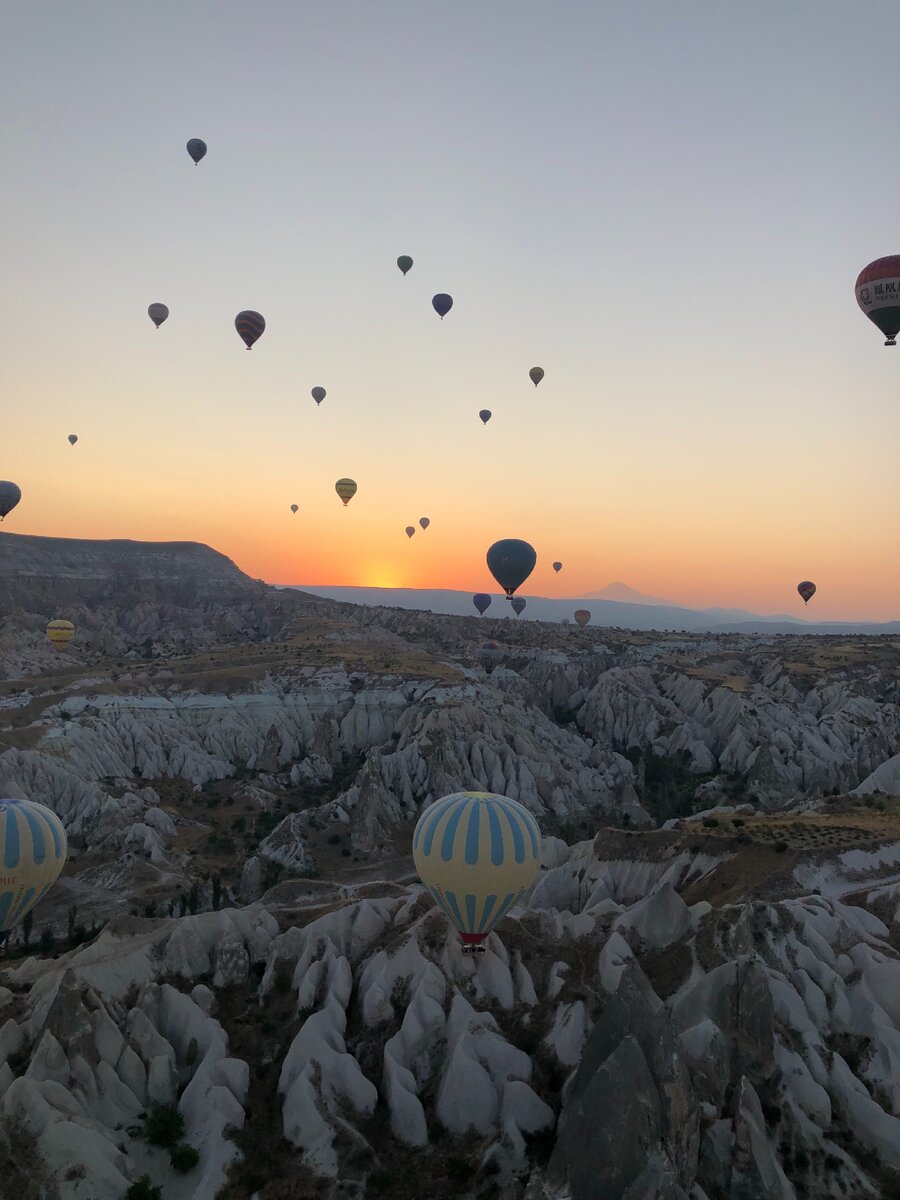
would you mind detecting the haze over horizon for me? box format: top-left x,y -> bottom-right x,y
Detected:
3,2 -> 898,621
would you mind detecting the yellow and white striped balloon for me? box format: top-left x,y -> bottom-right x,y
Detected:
0,799 -> 67,936
413,791 -> 542,947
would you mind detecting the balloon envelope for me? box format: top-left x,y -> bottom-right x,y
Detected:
529,367 -> 544,386
419,517 -> 430,530
335,478 -> 357,506
479,410 -> 492,425
0,798 -> 67,936
311,387 -> 326,405
412,791 -> 541,947
552,562 -> 562,573
290,504 -> 299,514
405,526 -> 415,538
397,255 -> 413,275
46,620 -> 75,651
68,434 -> 78,446
473,593 -> 492,615
510,597 -> 526,616
0,482 -> 22,521
574,609 -> 591,628
432,293 -> 453,319
797,581 -> 816,604
235,310 -> 265,349
486,539 -> 537,597
186,138 -> 207,164
855,256 -> 900,345
148,303 -> 169,328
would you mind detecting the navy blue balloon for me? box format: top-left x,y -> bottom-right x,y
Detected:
510,597 -> 527,616
486,539 -> 536,597
432,293 -> 453,319
473,593 -> 492,615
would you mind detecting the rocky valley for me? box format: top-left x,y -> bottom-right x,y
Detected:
1,533 -> 899,1200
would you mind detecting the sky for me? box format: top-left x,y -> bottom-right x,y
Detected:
1,1 -> 898,621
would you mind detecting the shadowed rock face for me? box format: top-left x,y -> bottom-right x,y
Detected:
0,531 -> 257,605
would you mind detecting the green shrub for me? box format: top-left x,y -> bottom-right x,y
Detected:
169,1143 -> 200,1173
124,1177 -> 162,1200
144,1104 -> 185,1149
702,817 -> 719,828
185,1038 -> 198,1067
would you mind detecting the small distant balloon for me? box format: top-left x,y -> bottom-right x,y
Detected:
797,581 -> 816,605
46,620 -> 75,651
511,597 -> 527,616
419,517 -> 430,530
432,293 -> 453,319
855,256 -> 900,346
473,593 -> 492,615
290,504 -> 299,514
335,478 -> 357,506
186,138 -> 207,165
148,303 -> 169,328
574,609 -> 591,628
529,367 -> 545,387
311,387 -> 326,406
235,310 -> 266,349
68,434 -> 78,446
552,562 -> 562,573
487,539 -> 537,597
477,641 -> 503,671
0,481 -> 22,521
397,255 -> 413,276
405,526 -> 416,538
479,410 -> 492,425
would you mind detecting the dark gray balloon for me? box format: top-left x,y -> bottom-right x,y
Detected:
0,481 -> 22,520
186,138 -> 207,164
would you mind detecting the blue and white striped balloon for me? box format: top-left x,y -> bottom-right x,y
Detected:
413,791 -> 541,947
0,799 -> 67,936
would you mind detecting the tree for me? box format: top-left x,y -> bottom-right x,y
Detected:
187,883 -> 200,915
38,927 -> 54,955
144,1104 -> 185,1148
170,1143 -> 200,1173
212,874 -> 222,911
67,904 -> 78,945
21,911 -> 33,952
124,1177 -> 162,1200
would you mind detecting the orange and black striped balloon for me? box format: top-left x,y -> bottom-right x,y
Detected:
235,310 -> 266,349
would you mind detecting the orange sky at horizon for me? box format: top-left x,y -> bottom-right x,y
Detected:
2,4 -> 898,625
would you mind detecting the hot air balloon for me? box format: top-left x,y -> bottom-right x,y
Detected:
413,791 -> 541,953
311,387 -> 326,406
432,294 -> 453,319
186,138 -> 207,165
479,410 -> 492,425
529,367 -> 544,387
235,310 -> 265,349
335,478 -> 357,506
419,517 -> 430,530
574,609 -> 591,628
473,593 -> 492,615
290,504 -> 299,514
855,256 -> 900,346
397,255 -> 413,276
46,620 -> 75,651
148,303 -> 169,329
552,562 -> 562,573
510,597 -> 527,616
0,798 -> 67,941
405,526 -> 416,538
487,539 -> 536,597
797,581 -> 816,605
0,482 -> 22,521
68,435 -> 78,446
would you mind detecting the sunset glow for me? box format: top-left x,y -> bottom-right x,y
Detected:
2,3 -> 898,622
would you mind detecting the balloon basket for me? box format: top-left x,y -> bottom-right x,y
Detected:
460,943 -> 487,956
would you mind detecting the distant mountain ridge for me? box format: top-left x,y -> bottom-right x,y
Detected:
583,581 -> 672,605
284,583 -> 899,635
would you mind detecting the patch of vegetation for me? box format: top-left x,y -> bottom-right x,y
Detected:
124,1178 -> 162,1200
143,1104 -> 185,1149
169,1143 -> 200,1173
